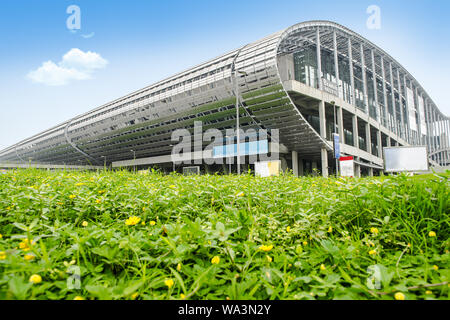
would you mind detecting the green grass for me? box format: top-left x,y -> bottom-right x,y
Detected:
0,169 -> 448,300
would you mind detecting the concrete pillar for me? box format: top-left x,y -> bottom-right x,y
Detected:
377,130 -> 383,158
319,101 -> 327,139
365,122 -> 372,154
348,38 -> 355,105
352,115 -> 359,148
371,50 -> 379,121
425,99 -> 432,152
368,167 -> 374,177
337,106 -> 344,144
292,151 -> 298,177
360,43 -> 368,112
381,57 -> 389,128
354,159 -> 361,177
402,74 -> 410,144
316,28 -> 322,90
397,70 -> 405,141
321,148 -> 329,178
389,63 -> 398,136
333,31 -> 340,96
386,136 -> 391,147
415,87 -> 422,142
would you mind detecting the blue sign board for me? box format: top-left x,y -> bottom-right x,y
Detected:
213,140 -> 269,158
333,133 -> 340,159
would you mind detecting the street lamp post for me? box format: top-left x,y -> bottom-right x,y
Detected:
234,69 -> 248,175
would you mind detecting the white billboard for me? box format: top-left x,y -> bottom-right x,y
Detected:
339,156 -> 354,177
254,160 -> 281,177
383,146 -> 429,172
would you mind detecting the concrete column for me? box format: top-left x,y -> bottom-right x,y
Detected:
386,135 -> 391,147
360,43 -> 369,112
348,38 -> 355,105
316,28 -> 322,90
368,167 -> 374,177
389,63 -> 398,136
402,74 -> 411,144
333,31 -> 340,96
354,159 -> 361,177
415,87 -> 422,142
321,147 -> 329,178
292,151 -> 298,177
365,122 -> 372,154
425,99 -> 432,152
397,70 -> 405,141
381,57 -> 389,128
337,106 -> 344,144
319,101 -> 327,139
377,130 -> 383,158
352,114 -> 359,148
431,105 -> 437,152
371,50 -> 379,121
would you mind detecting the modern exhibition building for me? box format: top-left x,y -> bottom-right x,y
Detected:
1,20 -> 449,176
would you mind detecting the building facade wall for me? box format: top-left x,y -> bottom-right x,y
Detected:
0,21 -> 448,170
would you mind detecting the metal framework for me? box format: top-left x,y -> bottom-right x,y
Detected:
0,21 -> 448,171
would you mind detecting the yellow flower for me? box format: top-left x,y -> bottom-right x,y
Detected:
24,254 -> 35,261
286,226 -> 291,233
29,274 -> 42,284
141,221 -> 146,226
0,251 -> 6,260
0,233 -> 2,239
82,221 -> 88,227
125,216 -> 141,226
425,290 -> 432,295
177,263 -> 182,271
265,255 -> 272,263
164,279 -> 174,288
98,190 -> 105,194
432,265 -> 439,271
320,264 -> 326,271
394,292 -> 405,300
149,221 -> 156,226
180,293 -> 186,300
131,293 -> 139,300
75,183 -> 85,187
74,296 -> 85,300
369,250 -> 377,255
370,227 -> 379,234
96,199 -> 102,204
19,239 -> 34,252
303,241 -> 308,246
259,245 -> 273,252
69,195 -> 76,199
236,192 -> 244,197
169,185 -> 176,189
327,226 -> 333,233
211,256 -> 220,264
428,231 -> 436,237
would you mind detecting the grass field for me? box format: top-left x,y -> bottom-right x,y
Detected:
0,169 -> 448,300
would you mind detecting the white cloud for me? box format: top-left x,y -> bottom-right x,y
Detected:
27,48 -> 108,86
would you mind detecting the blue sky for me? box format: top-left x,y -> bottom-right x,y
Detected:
0,0 -> 449,150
